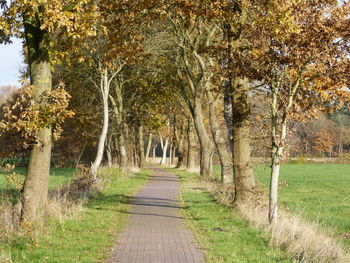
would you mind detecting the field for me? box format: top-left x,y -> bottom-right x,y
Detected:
253,164 -> 350,249
0,167 -> 75,191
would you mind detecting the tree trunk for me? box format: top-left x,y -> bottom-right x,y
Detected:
176,126 -> 186,168
172,145 -> 176,165
224,80 -> 234,153
160,138 -> 168,165
118,129 -> 128,171
193,95 -> 213,178
137,124 -> 145,168
187,120 -> 196,170
145,133 -> 153,162
90,68 -> 110,179
106,138 -> 112,168
208,91 -> 233,184
269,85 -> 280,223
21,19 -> 52,222
106,148 -> 112,168
168,143 -> 173,166
152,143 -> 158,158
268,76 -> 300,223
232,78 -> 256,205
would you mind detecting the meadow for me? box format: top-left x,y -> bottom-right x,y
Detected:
253,164 -> 350,249
0,167 -> 75,191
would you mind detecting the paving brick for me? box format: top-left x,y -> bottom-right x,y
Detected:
107,167 -> 205,263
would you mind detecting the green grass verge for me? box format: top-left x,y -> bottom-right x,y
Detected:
254,164 -> 350,249
5,168 -> 150,263
174,169 -> 294,263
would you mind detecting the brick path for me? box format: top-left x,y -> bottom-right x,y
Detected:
107,167 -> 205,263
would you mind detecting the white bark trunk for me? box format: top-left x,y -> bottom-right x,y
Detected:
90,68 -> 110,179
269,75 -> 300,223
160,139 -> 169,165
145,133 -> 153,162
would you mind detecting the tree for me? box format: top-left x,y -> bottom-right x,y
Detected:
0,0 -> 99,221
246,0 -> 350,222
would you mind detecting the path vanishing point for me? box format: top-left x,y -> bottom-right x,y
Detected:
107,167 -> 205,263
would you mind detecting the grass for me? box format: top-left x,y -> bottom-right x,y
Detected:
253,164 -> 350,249
1,167 -> 150,263
0,167 -> 75,191
174,169 -> 294,263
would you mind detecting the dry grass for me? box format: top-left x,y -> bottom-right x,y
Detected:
204,179 -> 350,263
0,167 -> 97,247
186,167 -> 201,174
238,202 -> 350,263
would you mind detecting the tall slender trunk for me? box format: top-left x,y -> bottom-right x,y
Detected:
106,137 -> 112,168
269,76 -> 300,223
224,81 -> 234,153
160,138 -> 169,165
193,95 -> 213,178
172,146 -> 176,165
106,147 -> 112,168
21,18 -> 52,222
137,124 -> 145,168
176,126 -> 186,168
118,129 -> 128,171
232,78 -> 256,205
152,143 -> 158,158
110,78 -> 127,171
145,133 -> 153,162
269,118 -> 288,223
168,143 -> 173,166
187,120 -> 196,170
269,84 -> 280,223
90,68 -> 110,179
207,91 -> 233,183
133,132 -> 138,167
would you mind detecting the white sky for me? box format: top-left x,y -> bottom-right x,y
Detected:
0,38 -> 25,87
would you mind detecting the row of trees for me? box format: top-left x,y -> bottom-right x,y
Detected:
1,0 -> 350,224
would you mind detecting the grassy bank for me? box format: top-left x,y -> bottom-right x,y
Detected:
254,164 -> 350,249
175,169 -> 294,263
1,168 -> 150,263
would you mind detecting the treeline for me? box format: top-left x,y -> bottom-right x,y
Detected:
1,0 -> 350,225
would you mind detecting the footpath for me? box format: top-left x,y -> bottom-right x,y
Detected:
107,167 -> 204,263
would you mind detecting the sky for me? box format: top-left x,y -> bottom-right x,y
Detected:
0,38 -> 25,87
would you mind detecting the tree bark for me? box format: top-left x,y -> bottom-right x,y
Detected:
269,84 -> 280,223
224,80 -> 234,153
168,143 -> 173,166
193,95 -> 213,178
207,91 -> 233,183
118,129 -> 128,171
106,137 -> 112,168
232,78 -> 256,205
106,148 -> 112,167
110,83 -> 128,171
21,18 -> 52,222
152,143 -> 158,158
90,68 -> 110,179
160,138 -> 168,165
269,76 -> 300,223
145,133 -> 153,162
176,126 -> 186,168
187,119 -> 196,170
137,123 -> 145,168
